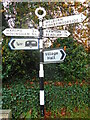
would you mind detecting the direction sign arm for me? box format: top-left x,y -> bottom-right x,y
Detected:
2,28 -> 39,37
43,49 -> 66,63
43,13 -> 86,28
43,29 -> 70,38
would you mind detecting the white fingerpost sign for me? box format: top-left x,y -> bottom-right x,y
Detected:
43,29 -> 70,37
9,38 -> 39,50
44,39 -> 52,48
43,13 -> 86,28
3,28 -> 39,37
2,6 -> 87,117
43,49 -> 66,64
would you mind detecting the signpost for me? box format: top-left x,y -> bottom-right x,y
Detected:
35,7 -> 46,117
43,49 -> 66,64
9,38 -> 39,50
44,39 -> 52,48
2,6 -> 86,118
3,28 -> 39,37
43,13 -> 86,28
43,29 -> 70,37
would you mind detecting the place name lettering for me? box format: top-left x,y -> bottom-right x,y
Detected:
44,17 -> 79,28
45,52 -> 58,56
16,42 -> 23,46
47,56 -> 55,60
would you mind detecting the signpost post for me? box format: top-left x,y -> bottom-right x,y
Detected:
3,6 -> 86,118
35,7 -> 46,117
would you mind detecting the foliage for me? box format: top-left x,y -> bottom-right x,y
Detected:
2,2 -> 89,48
2,37 -> 89,82
2,80 -> 39,119
2,35 -> 39,81
2,79 -> 89,119
2,2 -> 89,81
45,37 -> 89,82
1,2 -> 89,119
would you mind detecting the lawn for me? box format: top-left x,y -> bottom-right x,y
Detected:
2,79 -> 89,119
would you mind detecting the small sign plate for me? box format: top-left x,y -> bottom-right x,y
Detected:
43,49 -> 66,64
9,38 -> 39,50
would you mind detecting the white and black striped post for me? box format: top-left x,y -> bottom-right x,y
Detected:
39,19 -> 44,116
35,7 -> 46,117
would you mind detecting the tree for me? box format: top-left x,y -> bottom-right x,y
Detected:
2,2 -> 89,81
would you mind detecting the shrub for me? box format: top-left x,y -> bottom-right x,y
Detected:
45,37 -> 89,82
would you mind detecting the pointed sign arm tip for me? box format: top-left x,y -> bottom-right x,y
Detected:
11,40 -> 15,48
2,29 -> 5,35
80,13 -> 87,21
8,39 -> 15,50
60,49 -> 66,60
60,50 -> 64,60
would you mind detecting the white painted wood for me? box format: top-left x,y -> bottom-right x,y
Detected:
44,49 -> 66,63
3,28 -> 39,37
43,29 -> 70,37
43,13 -> 86,28
9,38 -> 39,50
40,90 -> 44,105
39,63 -> 44,77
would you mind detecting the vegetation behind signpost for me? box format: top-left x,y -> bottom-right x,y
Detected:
1,1 -> 89,119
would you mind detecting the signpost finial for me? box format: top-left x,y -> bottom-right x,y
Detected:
35,7 -> 46,20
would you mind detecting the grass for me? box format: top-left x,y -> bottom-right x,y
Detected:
2,79 -> 89,119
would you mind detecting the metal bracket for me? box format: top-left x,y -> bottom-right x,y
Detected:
39,27 -> 43,38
